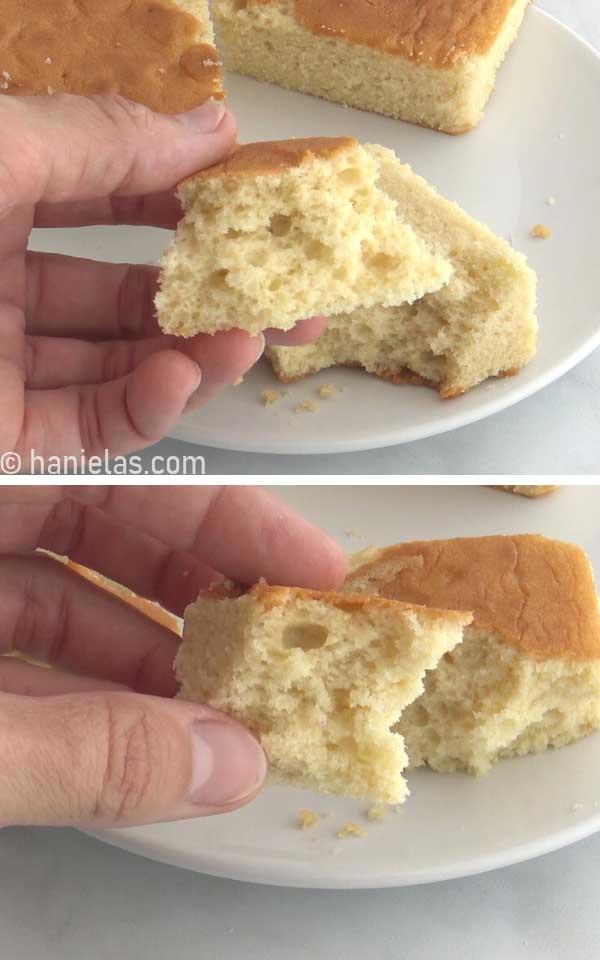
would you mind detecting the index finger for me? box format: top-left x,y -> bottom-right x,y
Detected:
33,191 -> 183,230
0,486 -> 348,604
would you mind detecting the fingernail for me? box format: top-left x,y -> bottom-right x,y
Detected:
190,362 -> 202,392
175,99 -> 226,133
190,720 -> 267,806
256,333 -> 266,359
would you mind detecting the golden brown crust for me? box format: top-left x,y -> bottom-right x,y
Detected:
0,0 -> 223,112
203,580 -> 472,627
268,357 -> 523,398
250,0 -> 522,67
188,136 -> 358,181
345,535 -> 600,660
67,561 -> 181,634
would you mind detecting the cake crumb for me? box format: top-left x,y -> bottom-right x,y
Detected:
44,57 -> 52,65
294,400 -> 318,414
367,806 -> 386,821
318,384 -> 337,399
232,376 -> 244,386
1,70 -> 10,80
297,809 -> 319,830
337,821 -> 367,839
530,224 -> 552,239
570,801 -> 584,812
47,85 -> 55,95
0,82 -> 8,90
558,132 -> 565,140
261,389 -> 279,406
546,196 -> 556,206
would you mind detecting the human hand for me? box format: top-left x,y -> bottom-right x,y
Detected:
0,95 -> 327,470
0,485 -> 347,828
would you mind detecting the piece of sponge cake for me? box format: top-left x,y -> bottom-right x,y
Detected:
156,137 -> 452,337
0,0 -> 222,111
214,0 -> 531,134
344,535 -> 600,774
269,145 -> 537,397
494,485 -> 559,498
175,582 -> 471,803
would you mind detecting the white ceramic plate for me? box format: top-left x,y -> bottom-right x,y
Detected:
30,9 -> 600,454
86,484 -> 600,889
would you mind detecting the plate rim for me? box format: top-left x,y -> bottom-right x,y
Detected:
81,805 -> 600,889
168,6 -> 600,455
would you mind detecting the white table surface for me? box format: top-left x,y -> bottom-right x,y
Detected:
132,1 -> 600,476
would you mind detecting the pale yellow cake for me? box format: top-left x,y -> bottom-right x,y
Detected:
0,0 -> 222,111
494,486 -> 560,498
176,582 -> 471,803
156,137 -> 452,337
269,145 -> 537,397
344,536 -> 600,774
214,0 -> 531,134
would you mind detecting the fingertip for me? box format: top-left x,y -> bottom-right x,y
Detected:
319,541 -> 350,591
181,330 -> 264,410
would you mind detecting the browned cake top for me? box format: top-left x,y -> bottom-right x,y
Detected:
203,580 -> 472,628
188,136 -> 358,181
345,535 -> 600,660
67,560 -> 181,634
495,485 -> 559,498
248,0 -> 521,67
0,0 -> 222,112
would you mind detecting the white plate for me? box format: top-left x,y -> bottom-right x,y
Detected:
30,9 -> 600,455
86,484 -> 600,889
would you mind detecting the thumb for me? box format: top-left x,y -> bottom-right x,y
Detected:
0,94 -> 236,209
0,692 -> 267,828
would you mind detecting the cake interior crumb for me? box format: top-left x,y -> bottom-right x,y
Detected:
546,196 -> 556,206
298,809 -> 319,830
261,389 -> 279,406
337,821 -> 367,839
530,224 -> 552,239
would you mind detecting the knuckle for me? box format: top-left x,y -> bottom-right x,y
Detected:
77,388 -> 107,456
116,264 -> 155,339
39,497 -> 87,557
94,696 -> 159,824
101,339 -> 137,382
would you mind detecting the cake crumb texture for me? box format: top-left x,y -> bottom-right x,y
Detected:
157,139 -> 452,337
531,223 -> 552,239
337,821 -> 367,839
269,145 -> 537,397
297,809 -> 319,829
176,583 -> 470,803
345,535 -> 600,774
318,384 -> 338,398
214,0 -> 531,133
367,805 -> 387,821
494,485 -> 559,498
0,0 -> 222,112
